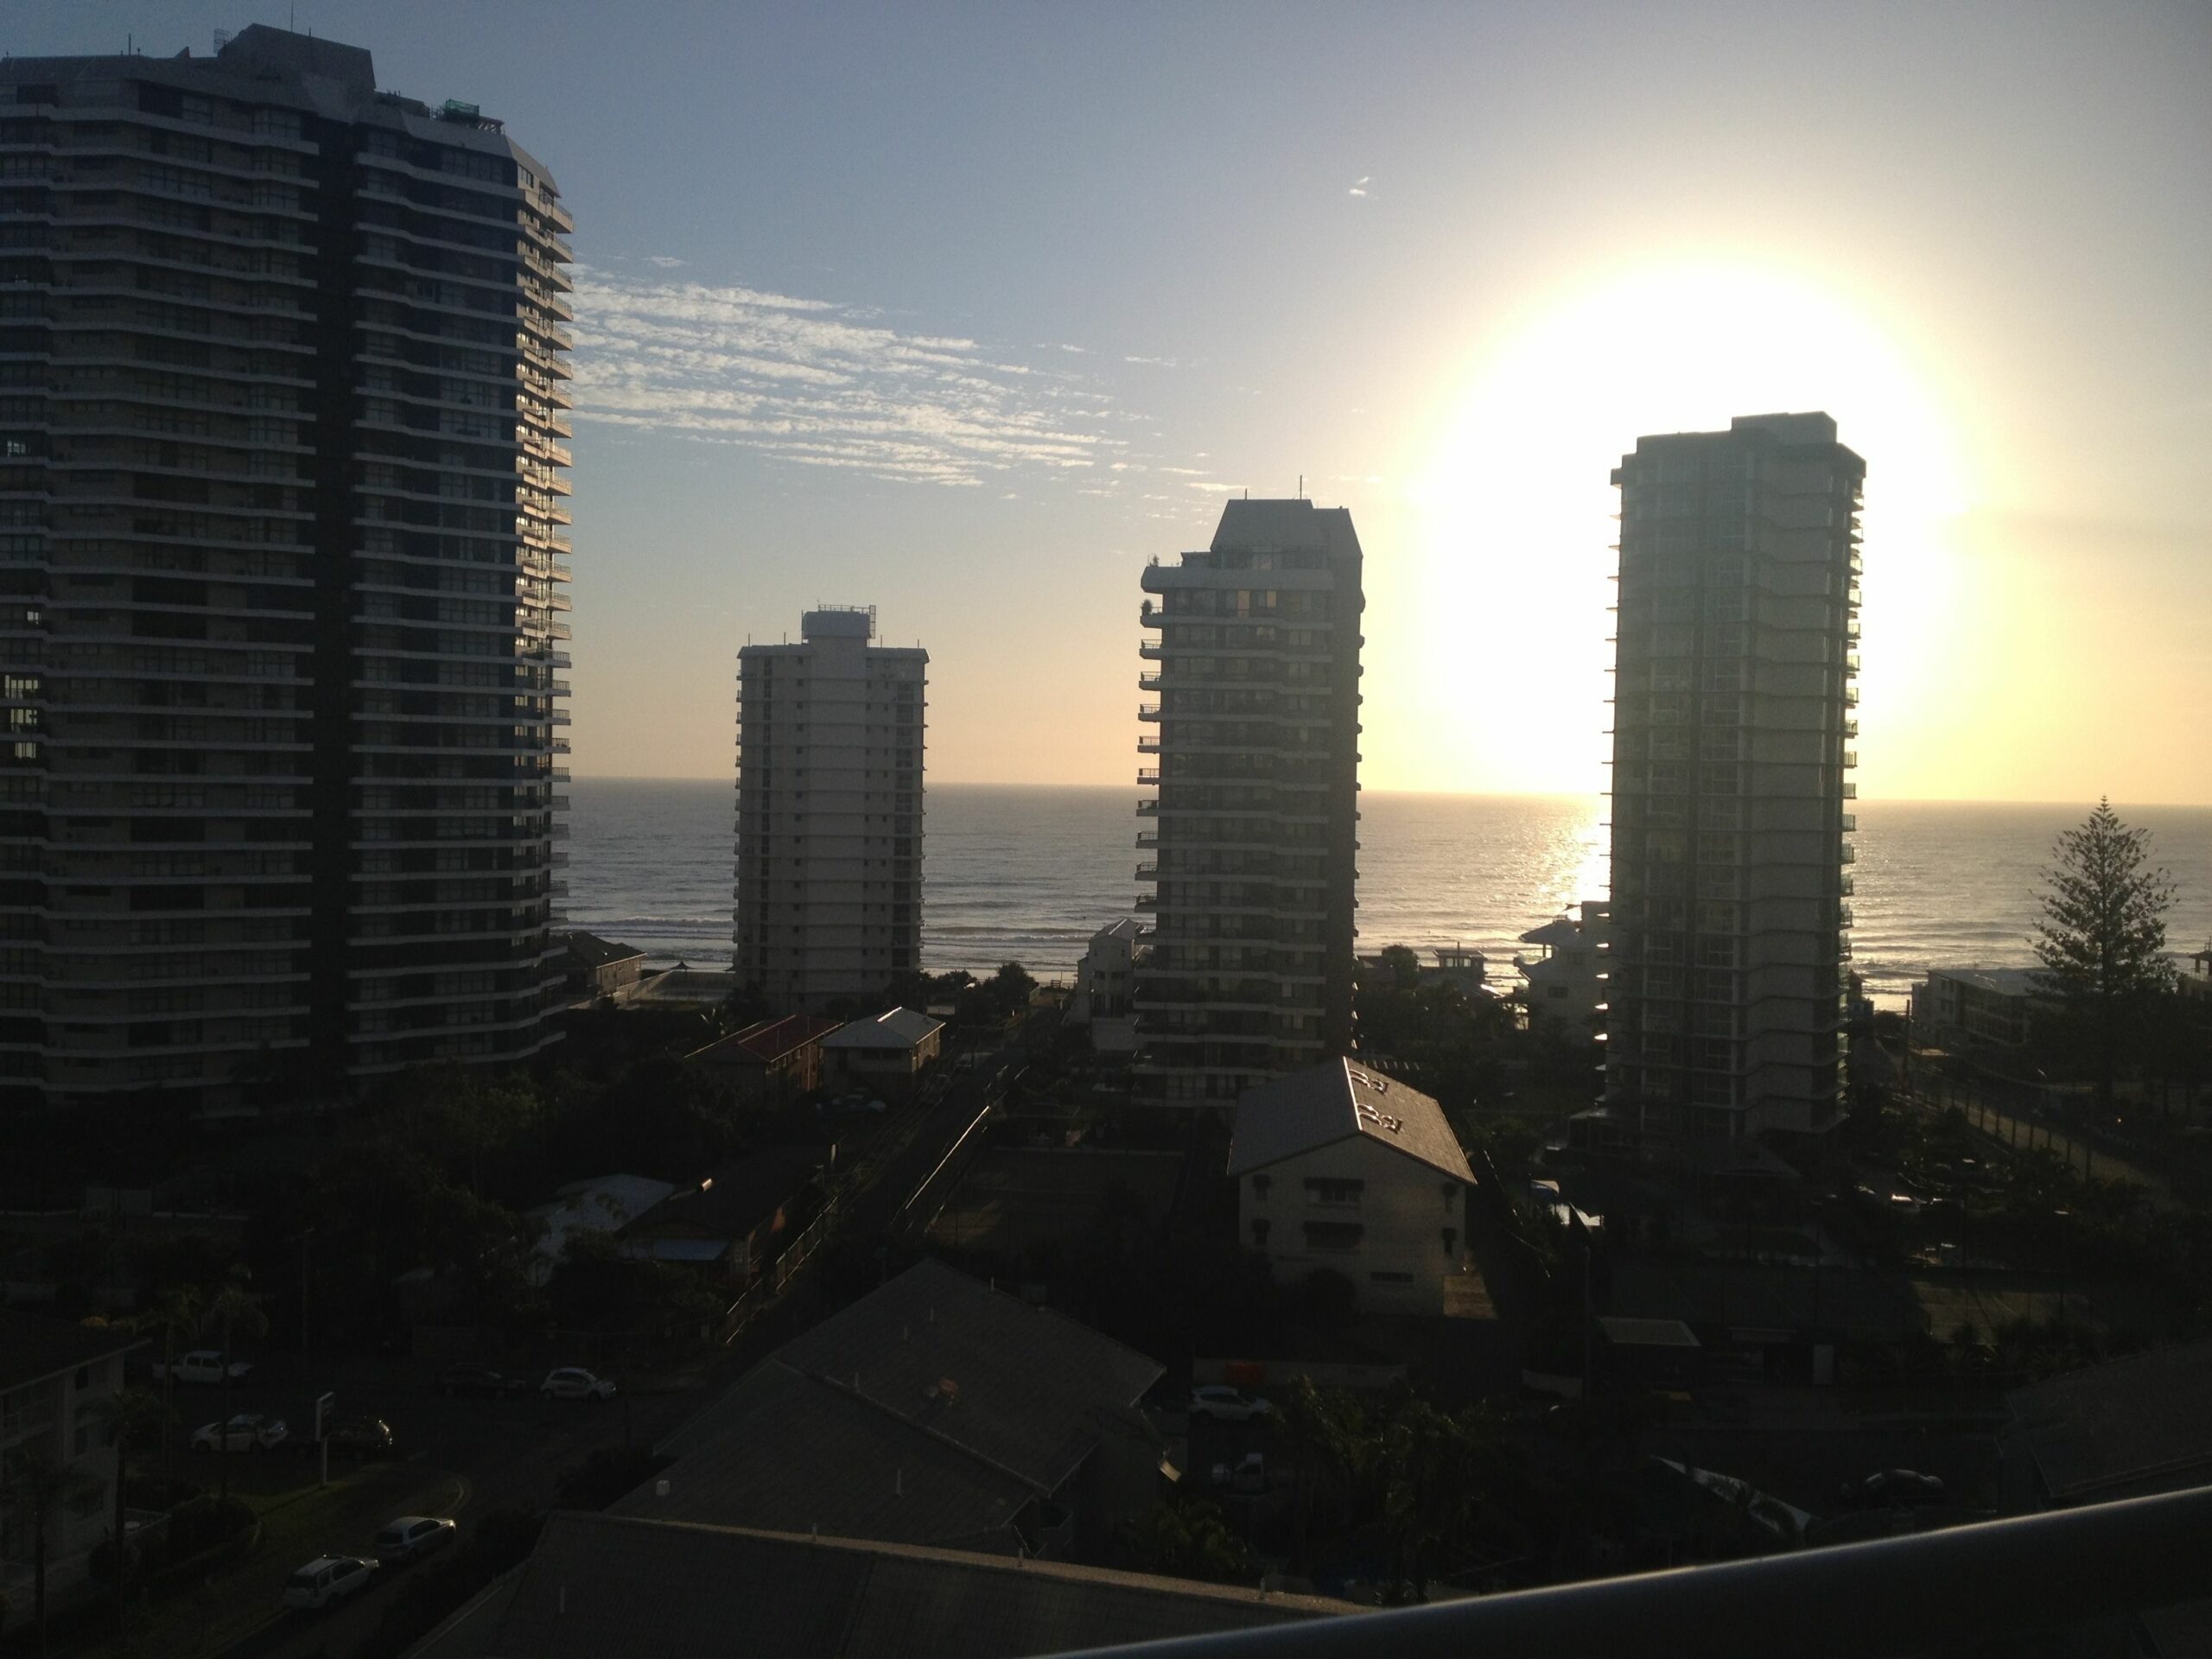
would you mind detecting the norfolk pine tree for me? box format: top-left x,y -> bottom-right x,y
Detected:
2031,799 -> 2180,1114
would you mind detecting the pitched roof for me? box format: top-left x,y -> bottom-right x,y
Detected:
489,1512 -> 1348,1659
620,1259 -> 1163,1548
0,1309 -> 145,1391
1519,916 -> 1579,949
823,1007 -> 945,1051
623,1147 -> 826,1243
2006,1337 -> 2212,1503
563,931 -> 645,969
690,1014 -> 841,1067
1228,1060 -> 1474,1184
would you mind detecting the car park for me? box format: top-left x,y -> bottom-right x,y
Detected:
190,1413 -> 287,1453
373,1515 -> 457,1566
325,1415 -> 395,1459
1189,1384 -> 1272,1423
1838,1469 -> 1945,1509
280,1554 -> 377,1611
541,1366 -> 616,1401
436,1362 -> 530,1397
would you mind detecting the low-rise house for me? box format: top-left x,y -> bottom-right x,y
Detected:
0,1311 -> 146,1629
1071,919 -> 1145,1023
525,1173 -> 678,1286
1516,901 -> 1610,1041
483,1512 -> 1351,1659
614,1258 -> 1166,1559
1230,1060 -> 1476,1316
1910,967 -> 2046,1051
689,1014 -> 842,1106
562,931 -> 647,1000
620,1147 -> 826,1284
822,1007 -> 945,1097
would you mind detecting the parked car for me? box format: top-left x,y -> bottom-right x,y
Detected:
1838,1469 -> 1946,1509
153,1350 -> 252,1386
190,1413 -> 288,1453
324,1416 -> 395,1459
372,1515 -> 457,1566
280,1555 -> 377,1611
436,1362 -> 529,1398
1209,1452 -> 1269,1495
541,1367 -> 616,1401
1189,1385 -> 1272,1423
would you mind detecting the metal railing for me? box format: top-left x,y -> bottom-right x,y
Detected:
1046,1484 -> 2212,1659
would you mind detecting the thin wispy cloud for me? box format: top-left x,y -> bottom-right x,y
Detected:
1348,175 -> 1370,197
569,270 -> 1129,487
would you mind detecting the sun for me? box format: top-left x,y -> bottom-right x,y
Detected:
1370,257 -> 1968,799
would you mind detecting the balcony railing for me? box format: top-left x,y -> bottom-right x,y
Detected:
1047,1484 -> 2212,1659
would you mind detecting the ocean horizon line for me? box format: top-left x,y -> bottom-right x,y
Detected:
568,776 -> 2212,811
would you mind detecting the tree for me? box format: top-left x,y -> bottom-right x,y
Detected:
86,1386 -> 167,1608
1117,1498 -> 1252,1584
200,1274 -> 268,1502
1,1442 -> 99,1656
136,1284 -> 205,1481
2032,800 -> 2181,1113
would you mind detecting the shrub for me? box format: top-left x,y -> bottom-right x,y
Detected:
163,1493 -> 254,1561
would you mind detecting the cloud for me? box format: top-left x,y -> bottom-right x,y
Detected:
1348,175 -> 1370,197
567,269 -> 1130,486
644,254 -> 687,268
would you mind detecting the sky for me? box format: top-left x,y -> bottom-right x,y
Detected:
14,1 -> 2211,803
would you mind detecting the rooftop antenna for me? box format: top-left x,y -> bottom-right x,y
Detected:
1298,474 -> 1306,499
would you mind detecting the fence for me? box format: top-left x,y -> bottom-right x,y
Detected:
721,1198 -> 837,1344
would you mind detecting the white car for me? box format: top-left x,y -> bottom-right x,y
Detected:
1189,1385 -> 1272,1423
280,1554 -> 377,1611
190,1413 -> 288,1452
373,1515 -> 457,1566
541,1367 -> 616,1401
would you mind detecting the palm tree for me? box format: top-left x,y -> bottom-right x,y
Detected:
1,1443 -> 99,1656
135,1284 -> 205,1481
86,1387 -> 167,1612
200,1274 -> 267,1502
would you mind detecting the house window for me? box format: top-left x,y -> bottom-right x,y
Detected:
1303,1221 -> 1363,1253
73,1421 -> 96,1455
1304,1178 -> 1363,1206
1442,1228 -> 1458,1255
1440,1182 -> 1459,1210
73,1365 -> 91,1389
1250,1219 -> 1269,1249
1251,1174 -> 1271,1199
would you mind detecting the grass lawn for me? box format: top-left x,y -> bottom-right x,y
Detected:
78,1457 -> 463,1659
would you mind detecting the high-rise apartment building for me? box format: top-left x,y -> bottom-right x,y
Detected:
1605,413 -> 1862,1141
0,29 -> 574,1114
1134,499 -> 1363,1109
734,608 -> 925,1009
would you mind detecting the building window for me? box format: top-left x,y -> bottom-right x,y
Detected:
1251,1174 -> 1270,1199
1302,1221 -> 1363,1253
1440,1182 -> 1459,1209
1442,1229 -> 1458,1255
1303,1178 -> 1363,1206
1250,1220 -> 1269,1249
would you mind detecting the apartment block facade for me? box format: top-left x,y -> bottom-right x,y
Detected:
1605,413 -> 1862,1141
734,608 -> 925,1008
1134,499 -> 1363,1109
0,29 -> 573,1114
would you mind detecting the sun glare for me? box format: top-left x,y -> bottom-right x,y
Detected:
1380,259 -> 1967,799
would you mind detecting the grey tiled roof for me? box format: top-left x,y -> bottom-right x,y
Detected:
621,1260 -> 1164,1548
1228,1059 -> 1474,1184
2007,1336 -> 2212,1503
489,1513 -> 1348,1659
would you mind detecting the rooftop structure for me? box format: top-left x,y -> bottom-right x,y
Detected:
1605,413 -> 1863,1141
617,1258 -> 1163,1554
0,27 -> 574,1114
734,609 -> 925,1010
1134,500 -> 1364,1109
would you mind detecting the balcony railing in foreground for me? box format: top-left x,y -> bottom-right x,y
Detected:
1048,1484 -> 2212,1659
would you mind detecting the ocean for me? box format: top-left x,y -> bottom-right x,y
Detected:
563,780 -> 2212,1010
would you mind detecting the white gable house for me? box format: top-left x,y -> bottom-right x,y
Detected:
1230,1060 -> 1475,1316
